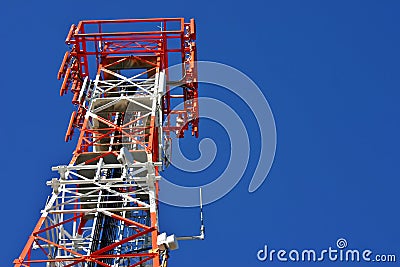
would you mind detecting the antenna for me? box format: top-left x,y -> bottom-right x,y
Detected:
199,187 -> 205,239
177,187 -> 205,241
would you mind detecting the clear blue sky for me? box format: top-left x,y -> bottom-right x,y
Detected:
1,0 -> 399,266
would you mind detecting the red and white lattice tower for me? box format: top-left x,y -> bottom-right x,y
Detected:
14,18 -> 199,267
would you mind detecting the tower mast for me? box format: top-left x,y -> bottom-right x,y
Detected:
14,18 -> 198,267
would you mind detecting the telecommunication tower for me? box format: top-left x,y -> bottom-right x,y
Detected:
14,18 -> 201,267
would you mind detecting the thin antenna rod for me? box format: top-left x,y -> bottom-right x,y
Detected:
199,188 -> 205,239
176,187 -> 205,241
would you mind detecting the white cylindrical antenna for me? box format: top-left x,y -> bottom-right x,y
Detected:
199,188 -> 205,239
176,187 -> 205,241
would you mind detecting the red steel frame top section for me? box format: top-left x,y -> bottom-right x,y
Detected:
58,17 -> 198,141
60,17 -> 195,78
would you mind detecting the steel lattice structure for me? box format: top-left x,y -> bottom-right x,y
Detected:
14,18 -> 199,267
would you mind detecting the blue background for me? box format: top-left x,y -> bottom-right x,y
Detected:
1,0 -> 399,266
